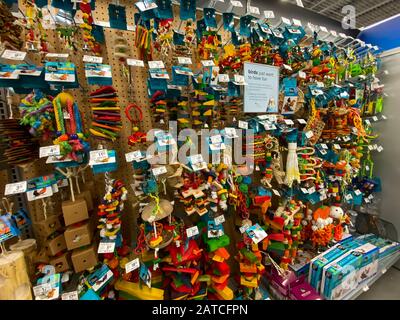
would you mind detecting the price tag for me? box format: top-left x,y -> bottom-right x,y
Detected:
167,84 -> 183,90
316,81 -> 325,88
98,241 -> 116,254
189,154 -> 204,164
214,215 -> 225,225
186,226 -> 199,238
382,115 -> 387,120
364,198 -> 370,203
230,0 -> 243,7
301,187 -> 308,194
354,189 -> 362,196
238,120 -> 248,129
298,71 -> 306,79
368,194 -> 374,200
125,150 -> 143,162
148,60 -> 165,69
363,286 -> 369,292
368,145 -> 373,151
210,135 -> 223,144
305,131 -> 314,138
377,146 -> 384,152
1,50 -> 27,61
127,25 -> 136,31
249,6 -> 260,15
320,144 -> 328,149
297,118 -> 307,124
284,119 -> 294,125
39,145 -> 61,158
320,193 -> 327,201
125,258 -> 140,273
345,194 -> 353,201
201,60 -> 215,67
45,53 -> 69,58
334,144 -> 341,150
239,224 -> 251,233
224,127 -> 238,138
264,10 -> 275,19
136,1 -> 158,11
152,166 -> 167,176
320,149 -> 327,155
255,165 -> 260,171
127,59 -> 145,67
33,283 -> 52,297
308,186 -> 316,194
372,116 -> 378,122
282,17 -> 291,25
365,119 -> 371,126
365,165 -> 370,171
83,55 -> 103,63
90,149 -> 108,162
283,64 -> 293,71
61,291 -> 79,300
63,110 -> 70,119
234,74 -> 246,85
95,20 -> 111,28
218,74 -> 230,83
5,181 -> 27,195
319,26 -> 328,33
292,18 -> 302,26
343,136 -> 351,142
272,189 -> 280,196
177,57 -> 192,65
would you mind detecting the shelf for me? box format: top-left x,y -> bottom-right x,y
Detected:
342,252 -> 400,300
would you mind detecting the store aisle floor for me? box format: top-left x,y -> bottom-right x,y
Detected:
357,267 -> 400,300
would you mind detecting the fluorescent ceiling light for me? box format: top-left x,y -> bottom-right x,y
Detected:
296,0 -> 304,7
360,13 -> 400,31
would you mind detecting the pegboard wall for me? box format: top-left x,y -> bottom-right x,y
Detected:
0,0 -> 236,248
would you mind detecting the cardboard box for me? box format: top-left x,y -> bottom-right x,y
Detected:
76,189 -> 94,212
64,221 -> 94,251
50,252 -> 71,273
45,233 -> 67,256
71,244 -> 98,273
33,215 -> 62,239
62,198 -> 89,226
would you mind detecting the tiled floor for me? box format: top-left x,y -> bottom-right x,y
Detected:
357,267 -> 400,300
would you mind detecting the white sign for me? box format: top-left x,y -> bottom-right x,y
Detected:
214,215 -> 225,225
230,0 -> 243,7
272,189 -> 280,196
320,144 -> 328,149
125,150 -> 144,162
264,10 -> 275,19
238,120 -> 248,129
292,18 -> 302,27
5,181 -> 27,196
33,283 -> 52,297
308,186 -> 316,194
224,127 -> 238,138
345,194 -> 353,201
210,135 -> 223,144
136,1 -> 158,12
97,241 -> 116,254
282,17 -> 291,25
148,60 -> 165,69
90,149 -> 108,162
152,166 -> 167,176
127,59 -> 145,67
334,144 -> 341,150
301,188 -> 308,194
244,62 -> 280,113
239,223 -> 251,233
234,74 -> 246,85
297,118 -> 307,124
372,116 -> 378,122
218,74 -> 230,83
83,55 -> 103,63
2,50 -> 27,61
177,57 -> 192,65
201,60 -> 215,67
249,6 -> 260,15
354,189 -> 362,196
61,291 -> 79,300
95,20 -> 111,28
125,258 -> 140,273
284,119 -> 294,125
299,71 -> 306,79
319,26 -> 328,33
45,53 -> 69,58
305,131 -> 314,138
186,226 -> 199,238
39,145 -> 61,158
365,119 -> 371,126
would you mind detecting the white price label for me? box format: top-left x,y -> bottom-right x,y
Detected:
224,127 -> 238,138
152,166 -> 167,176
61,291 -> 78,300
189,154 -> 204,164
320,149 -> 327,155
148,60 -> 165,69
39,145 -> 61,158
372,116 -> 378,122
125,150 -> 143,162
320,144 -> 328,149
90,149 -> 108,162
127,59 -> 145,67
230,0 -> 243,7
127,25 -> 136,31
238,120 -> 248,129
125,258 -> 140,273
297,118 -> 307,124
298,71 -> 306,79
308,186 -> 316,194
63,110 -> 70,119
239,224 -> 251,233
345,194 -> 353,201
365,120 -> 371,126
320,193 -> 327,201
368,194 -> 374,200
177,57 -> 192,65
282,17 -> 291,25
33,283 -> 52,297
249,6 -> 260,15
283,64 -> 293,71
301,188 -> 308,194
364,198 -> 370,203
334,144 -> 341,149
186,226 -> 199,238
354,189 -> 362,196
272,189 -> 280,196
201,60 -> 215,67
316,81 -> 325,88
292,18 -> 302,27
382,115 -> 387,120
264,10 -> 275,19
95,20 -> 111,28
2,50 -> 27,61
218,74 -> 230,83
367,145 -> 373,151
167,84 -> 183,90
214,215 -> 225,225
319,26 -> 328,33
210,135 -> 223,144
234,74 -> 246,84
136,1 -> 158,11
98,241 -> 116,254
5,181 -> 27,195
83,55 -> 103,63
45,53 -> 69,58
284,119 -> 294,125
377,146 -> 384,152
305,131 -> 314,138
343,136 -> 351,142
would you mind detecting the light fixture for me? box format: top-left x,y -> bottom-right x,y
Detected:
360,13 -> 400,31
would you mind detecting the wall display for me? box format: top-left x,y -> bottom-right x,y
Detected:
0,0 -> 397,302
